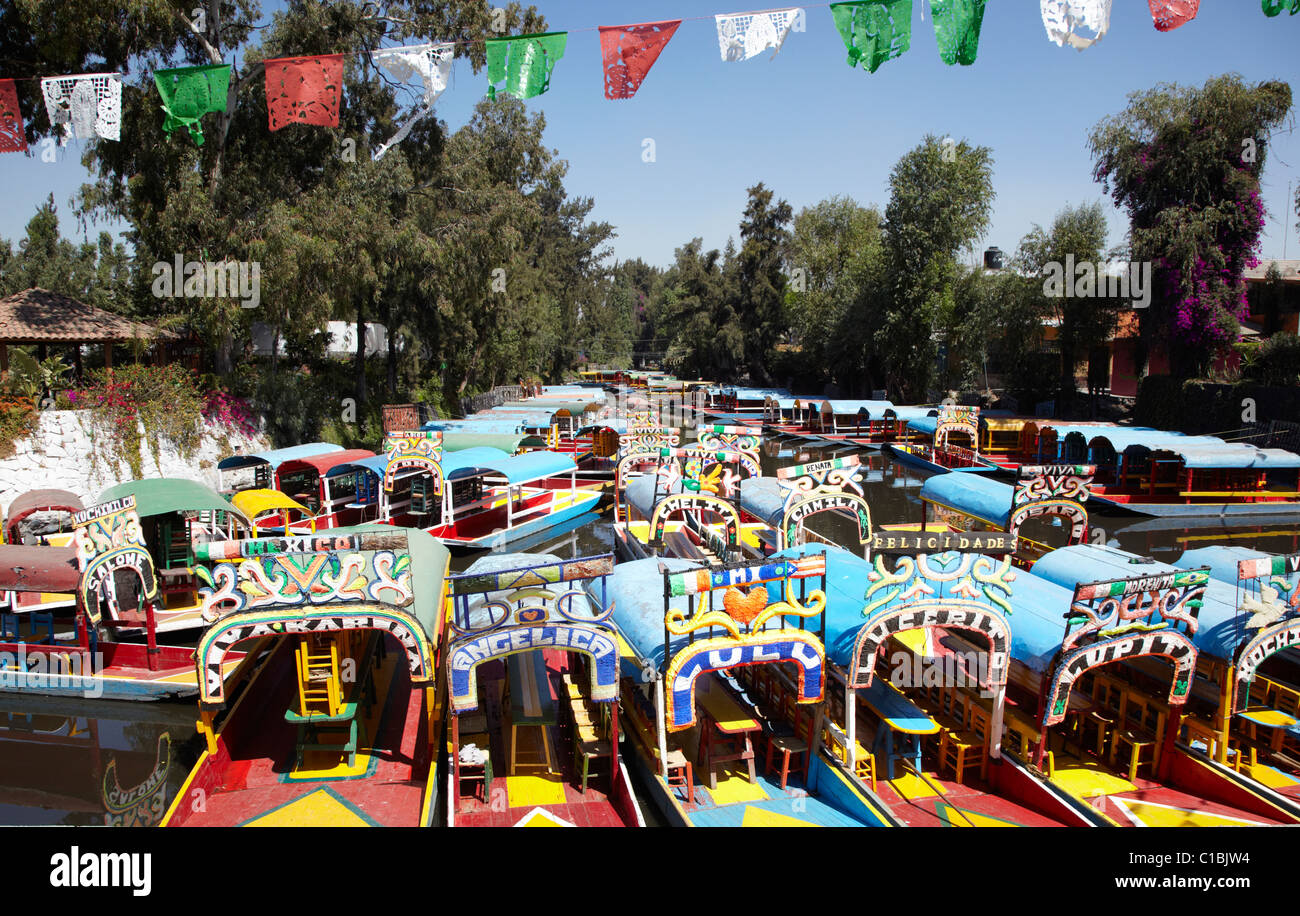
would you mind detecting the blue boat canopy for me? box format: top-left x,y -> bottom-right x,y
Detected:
594,556 -> 710,666
906,416 -> 939,436
919,472 -> 1013,528
453,450 -> 576,484
736,477 -> 791,528
768,543 -> 1072,676
886,406 -> 938,422
1030,544 -> 1244,662
440,447 -> 512,480
623,476 -> 687,520
217,441 -> 343,472
1176,545 -> 1267,586
818,399 -> 895,416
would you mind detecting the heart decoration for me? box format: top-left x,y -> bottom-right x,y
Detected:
723,586 -> 768,625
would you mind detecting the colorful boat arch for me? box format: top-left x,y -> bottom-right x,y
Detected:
382,430 -> 443,493
1007,464 -> 1095,545
197,602 -> 436,707
697,423 -> 761,455
1040,569 -> 1208,727
850,552 -> 1014,689
649,492 -> 741,549
445,553 -> 619,714
72,497 -> 160,626
662,557 -> 828,731
934,404 -> 979,450
1232,552 -> 1300,713
657,446 -> 761,491
775,455 -> 872,552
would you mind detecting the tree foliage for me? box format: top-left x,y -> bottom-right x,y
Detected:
1089,74 -> 1292,377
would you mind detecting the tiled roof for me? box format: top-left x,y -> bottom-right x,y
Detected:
1245,260 -> 1300,283
0,288 -> 165,343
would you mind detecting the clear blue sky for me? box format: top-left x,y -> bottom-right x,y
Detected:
3,1 -> 1298,269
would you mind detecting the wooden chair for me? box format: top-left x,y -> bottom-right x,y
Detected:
572,719 -> 611,793
940,697 -> 987,785
764,699 -> 814,791
663,746 -> 694,805
1079,678 -> 1121,759
1109,695 -> 1157,782
457,713 -> 494,803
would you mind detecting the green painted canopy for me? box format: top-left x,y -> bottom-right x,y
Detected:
97,478 -> 252,528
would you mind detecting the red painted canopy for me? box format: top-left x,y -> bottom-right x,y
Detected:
0,545 -> 80,593
5,488 -> 84,542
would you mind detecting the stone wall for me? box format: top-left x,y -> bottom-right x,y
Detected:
0,410 -> 268,511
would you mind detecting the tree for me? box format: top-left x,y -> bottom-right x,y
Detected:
877,136 -> 995,401
1016,202 -> 1119,410
1089,74 -> 1292,379
733,183 -> 792,384
784,196 -> 883,392
660,240 -> 739,379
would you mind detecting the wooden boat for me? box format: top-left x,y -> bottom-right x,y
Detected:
273,448 -> 378,529
163,526 -> 447,826
0,495 -> 249,701
1004,551 -> 1300,826
228,489 -> 316,536
378,431 -> 601,550
702,386 -> 790,424
93,478 -> 251,635
763,399 -> 903,447
614,446 -> 767,564
442,552 -> 644,826
915,464 -> 1097,564
1021,425 -> 1300,517
1031,543 -> 1300,815
216,442 -> 344,493
597,554 -> 892,826
0,488 -> 83,617
769,541 -> 1099,825
883,405 -> 1002,476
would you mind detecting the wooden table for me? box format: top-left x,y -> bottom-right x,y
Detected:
507,651 -> 556,775
1239,705 -> 1299,754
859,678 -> 939,780
697,679 -> 761,789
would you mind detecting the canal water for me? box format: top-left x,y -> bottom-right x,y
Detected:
3,437 -> 1296,825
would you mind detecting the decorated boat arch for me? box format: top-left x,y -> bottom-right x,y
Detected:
72,496 -> 160,629
774,455 -> 872,553
1231,552 -> 1300,714
193,528 -> 438,709
1037,567 -> 1208,759
444,553 -> 619,714
1008,464 -> 1095,545
658,556 -> 828,734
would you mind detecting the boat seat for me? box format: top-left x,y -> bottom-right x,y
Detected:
572,720 -> 611,794
1109,727 -> 1156,782
663,747 -> 694,805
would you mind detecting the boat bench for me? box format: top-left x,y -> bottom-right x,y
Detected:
284,634 -> 381,768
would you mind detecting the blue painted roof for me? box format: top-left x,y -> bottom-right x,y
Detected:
887,406 -> 938,422
217,442 -> 343,472
624,475 -> 687,520
455,552 -> 595,630
596,556 -> 706,665
906,416 -> 938,435
350,455 -> 392,478
440,447 -> 513,479
1030,544 -> 1244,661
819,399 -> 895,416
1176,545 -> 1268,586
462,449 -> 577,484
736,476 -> 790,528
919,472 -> 1014,528
768,543 -> 1074,675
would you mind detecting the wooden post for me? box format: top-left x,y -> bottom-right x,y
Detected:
73,344 -> 83,382
198,709 -> 218,755
609,702 -> 619,788
103,341 -> 113,370
0,343 -> 7,378
451,712 -> 461,811
144,599 -> 160,671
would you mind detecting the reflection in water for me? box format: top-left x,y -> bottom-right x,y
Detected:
2,435 -> 1295,825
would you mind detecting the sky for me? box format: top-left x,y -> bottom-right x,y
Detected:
2,1 -> 1299,270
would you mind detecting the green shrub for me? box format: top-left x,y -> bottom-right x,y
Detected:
1242,333 -> 1300,387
